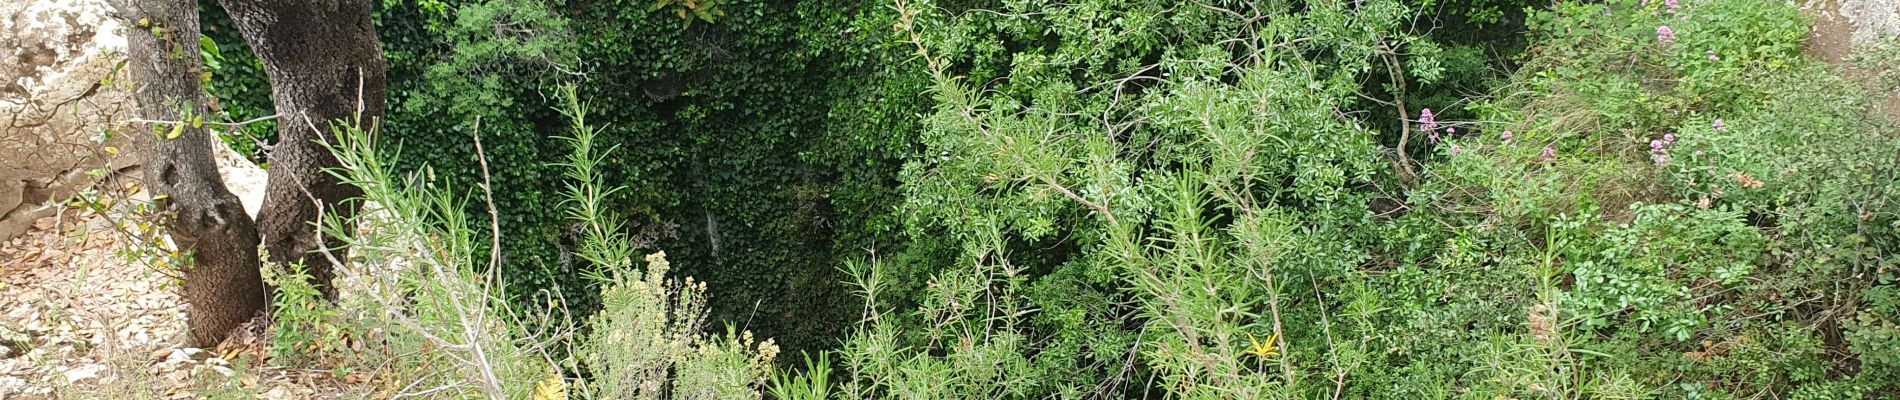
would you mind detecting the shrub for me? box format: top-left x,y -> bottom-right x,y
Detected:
807,0 -> 1900,397
229,0 -> 1899,397
263,261 -> 349,368
302,85 -> 782,399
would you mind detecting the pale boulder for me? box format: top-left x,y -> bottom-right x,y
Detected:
1,0 -> 135,240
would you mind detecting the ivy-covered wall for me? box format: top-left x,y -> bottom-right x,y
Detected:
203,0 -> 926,352
565,0 -> 927,350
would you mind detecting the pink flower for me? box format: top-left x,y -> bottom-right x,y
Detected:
1664,0 -> 1680,13
1648,136 -> 1675,166
1713,119 -> 1725,131
1706,49 -> 1720,61
1450,144 -> 1464,155
1693,150 -> 1704,157
1541,145 -> 1556,159
1500,130 -> 1514,140
1657,26 -> 1677,46
1418,108 -> 1439,132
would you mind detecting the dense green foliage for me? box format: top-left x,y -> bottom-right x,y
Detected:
821,0 -> 1898,397
204,0 -> 927,351
200,0 -> 1898,397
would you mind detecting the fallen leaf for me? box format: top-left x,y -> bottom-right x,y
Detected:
62,363 -> 106,383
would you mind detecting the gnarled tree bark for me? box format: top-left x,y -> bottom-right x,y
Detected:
123,0 -> 266,348
215,0 -> 387,299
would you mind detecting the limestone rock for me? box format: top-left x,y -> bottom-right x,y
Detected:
1,0 -> 136,241
1837,0 -> 1899,45
214,131 -> 266,218
1806,0 -> 1900,62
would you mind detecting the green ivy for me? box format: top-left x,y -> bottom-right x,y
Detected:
201,0 -> 929,352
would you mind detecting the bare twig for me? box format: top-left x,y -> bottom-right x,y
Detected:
126,113 -> 280,128
466,116 -> 507,399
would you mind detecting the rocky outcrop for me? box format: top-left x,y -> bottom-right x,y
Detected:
1,0 -> 135,241
1805,0 -> 1900,62
1804,0 -> 1900,120
1836,0 -> 1900,46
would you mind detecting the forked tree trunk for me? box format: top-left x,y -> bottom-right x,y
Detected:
123,0 -> 267,348
215,0 -> 387,299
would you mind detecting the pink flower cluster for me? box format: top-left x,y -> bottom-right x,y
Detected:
1650,133 -> 1678,165
1664,0 -> 1680,13
1419,108 -> 1441,144
1657,26 -> 1677,46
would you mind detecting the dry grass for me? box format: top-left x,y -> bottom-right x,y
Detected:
0,199 -> 366,399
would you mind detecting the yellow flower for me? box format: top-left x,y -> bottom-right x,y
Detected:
1245,332 -> 1280,359
531,372 -> 566,400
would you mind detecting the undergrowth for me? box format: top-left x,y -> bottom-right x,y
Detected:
221,0 -> 1900,398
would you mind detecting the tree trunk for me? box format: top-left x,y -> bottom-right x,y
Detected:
123,0 -> 267,348
215,0 -> 387,299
